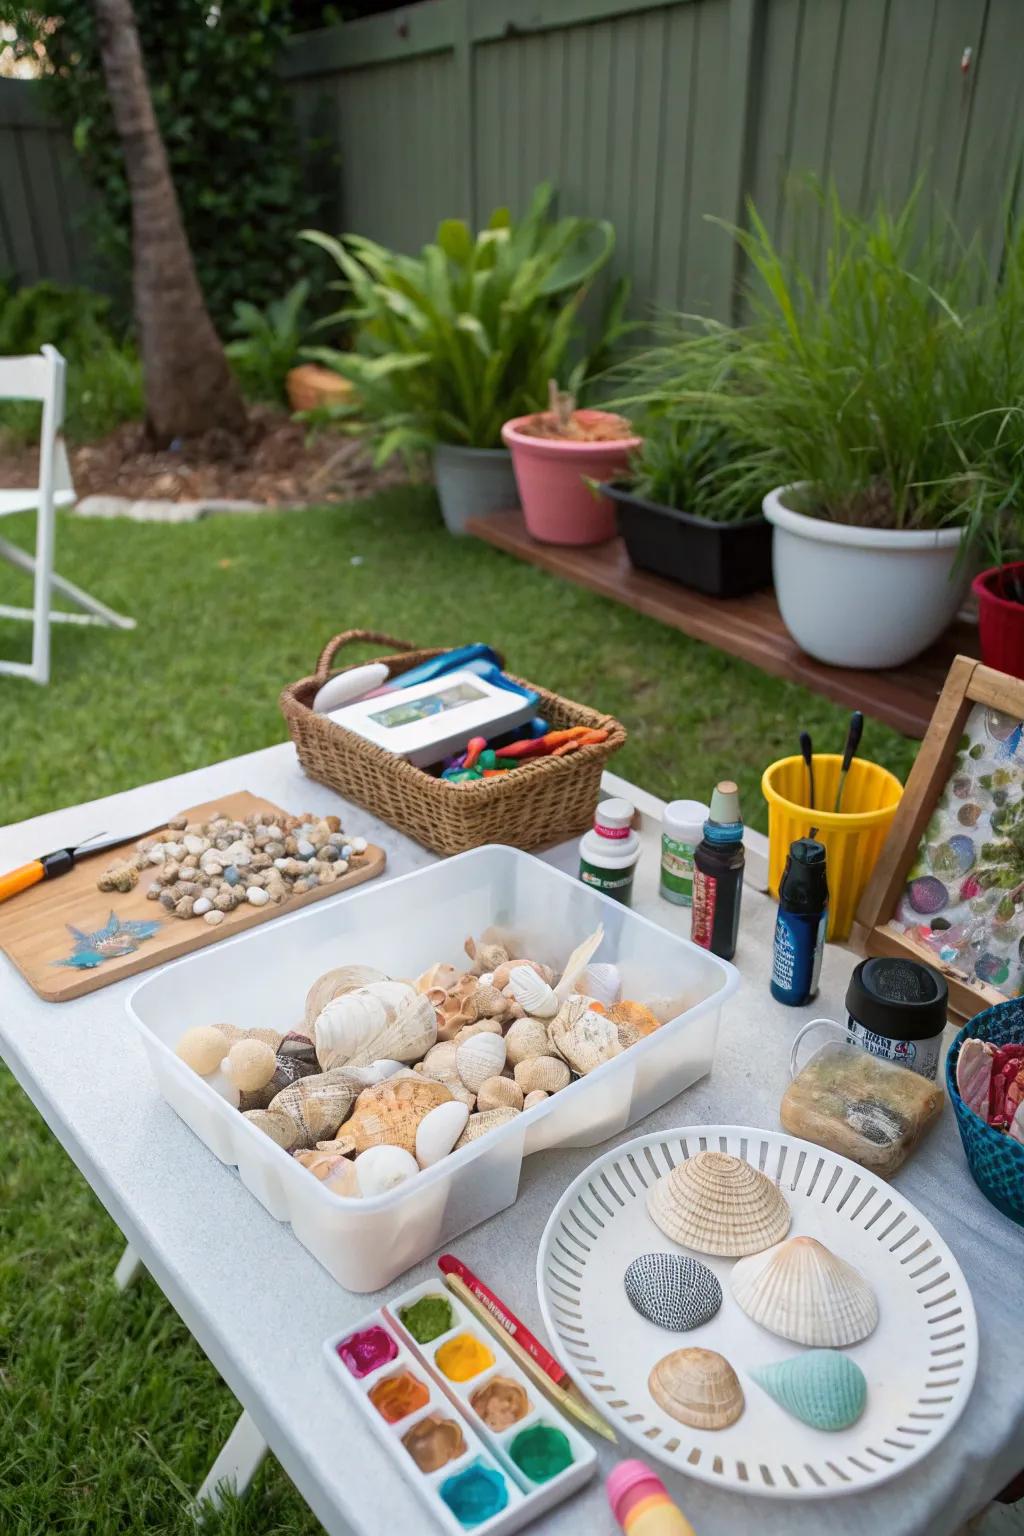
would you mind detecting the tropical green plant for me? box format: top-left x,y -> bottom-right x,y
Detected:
611,187 -> 1024,546
225,280 -> 310,404
299,184 -> 622,460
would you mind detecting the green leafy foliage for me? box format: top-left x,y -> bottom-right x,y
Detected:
299,184 -> 621,457
0,278 -> 142,444
9,3 -> 315,328
225,279 -> 310,404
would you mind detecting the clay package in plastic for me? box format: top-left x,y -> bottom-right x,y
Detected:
780,1042 -> 943,1176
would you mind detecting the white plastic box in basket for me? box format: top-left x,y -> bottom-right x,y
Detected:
128,846 -> 737,1291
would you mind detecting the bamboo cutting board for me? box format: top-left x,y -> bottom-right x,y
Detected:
0,791 -> 385,1002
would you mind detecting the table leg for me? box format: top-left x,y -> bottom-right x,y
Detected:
113,1242 -> 143,1290
195,1408 -> 268,1509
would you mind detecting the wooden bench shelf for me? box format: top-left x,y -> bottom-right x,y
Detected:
466,508 -> 979,739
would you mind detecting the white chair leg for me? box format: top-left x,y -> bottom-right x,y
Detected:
113,1242 -> 144,1291
195,1408 -> 268,1510
29,498 -> 55,685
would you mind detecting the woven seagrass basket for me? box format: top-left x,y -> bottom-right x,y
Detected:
946,998 -> 1024,1227
279,630 -> 627,857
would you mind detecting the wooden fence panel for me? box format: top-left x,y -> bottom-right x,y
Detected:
0,81 -> 94,289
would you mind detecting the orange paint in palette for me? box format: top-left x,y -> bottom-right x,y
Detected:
436,1332 -> 495,1383
369,1369 -> 430,1424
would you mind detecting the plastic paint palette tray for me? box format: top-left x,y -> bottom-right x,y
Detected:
324,1278 -> 596,1533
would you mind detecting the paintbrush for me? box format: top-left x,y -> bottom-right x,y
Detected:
833,711 -> 864,814
799,730 -> 815,811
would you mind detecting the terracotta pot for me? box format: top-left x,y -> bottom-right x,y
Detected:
973,562 -> 1024,680
286,364 -> 354,413
501,410 -> 641,546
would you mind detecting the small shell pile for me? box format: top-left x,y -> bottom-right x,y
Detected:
174,924 -> 665,1198
637,1152 -> 876,1435
98,808 -> 369,926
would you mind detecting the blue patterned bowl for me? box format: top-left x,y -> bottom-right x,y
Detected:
946,997 -> 1024,1227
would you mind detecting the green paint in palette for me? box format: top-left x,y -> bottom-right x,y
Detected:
509,1423 -> 573,1483
399,1293 -> 453,1344
440,1460 -> 509,1527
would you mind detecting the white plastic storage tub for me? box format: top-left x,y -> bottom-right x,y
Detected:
128,846 -> 737,1291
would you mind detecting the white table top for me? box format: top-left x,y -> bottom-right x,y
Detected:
0,745 -> 1019,1536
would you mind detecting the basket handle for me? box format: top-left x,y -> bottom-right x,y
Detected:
313,629 -> 417,684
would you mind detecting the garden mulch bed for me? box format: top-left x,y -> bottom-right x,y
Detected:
0,405 -> 410,507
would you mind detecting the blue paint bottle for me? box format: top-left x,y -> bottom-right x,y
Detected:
770,838 -> 828,1006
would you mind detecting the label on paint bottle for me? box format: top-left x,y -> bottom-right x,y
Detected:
845,1015 -> 943,1080
660,834 -> 697,906
691,868 -> 717,948
579,858 -> 635,905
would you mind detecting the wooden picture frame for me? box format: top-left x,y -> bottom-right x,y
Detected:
853,655 -> 1024,1021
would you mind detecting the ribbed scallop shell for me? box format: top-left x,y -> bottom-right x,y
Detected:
476,1075 -> 525,1112
454,1106 -> 521,1147
303,965 -> 389,1031
730,1236 -> 879,1347
647,1151 -> 791,1257
328,1075 -> 452,1156
455,1032 -> 507,1092
513,1055 -> 571,1094
314,982 -> 436,1070
504,1017 -> 551,1066
506,964 -> 559,1018
417,1040 -> 460,1084
548,1001 -> 623,1074
523,1089 -> 549,1110
648,1347 -> 744,1430
750,1350 -> 867,1430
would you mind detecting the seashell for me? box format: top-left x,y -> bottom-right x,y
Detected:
223,1038 -> 277,1092
624,1253 -> 723,1331
578,962 -> 622,1007
329,1075 -> 452,1156
294,1144 -> 351,1180
647,1151 -> 791,1258
513,1055 -> 571,1094
554,925 -> 604,999
324,1158 -> 361,1198
176,1025 -> 230,1075
278,1030 -> 318,1064
415,962 -> 463,996
730,1235 -> 879,1347
240,1026 -> 284,1051
472,982 -> 513,1020
476,1075 -> 525,1112
355,1144 -> 419,1196
244,1107 -> 301,1150
239,1049 -> 319,1112
648,1348 -> 744,1430
432,974 -> 482,1040
548,1003 -> 623,1074
415,1099 -> 471,1167
315,982 -> 436,1070
454,1107 -> 520,1147
456,1032 -> 507,1092
493,958 -> 554,991
607,999 -> 662,1037
464,935 -> 511,976
304,965 -> 389,1030
419,1041 -> 461,1084
504,1016 -> 551,1066
269,1068 -> 359,1148
506,964 -> 559,1018
523,1090 -> 549,1110
956,1037 -> 994,1116
453,1018 -> 503,1044
750,1350 -> 867,1431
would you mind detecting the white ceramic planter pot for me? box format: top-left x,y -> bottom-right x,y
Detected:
432,443 -> 518,536
763,485 -> 969,668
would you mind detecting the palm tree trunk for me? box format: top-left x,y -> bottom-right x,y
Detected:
94,0 -> 246,443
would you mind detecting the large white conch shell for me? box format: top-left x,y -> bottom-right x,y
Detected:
506,964 -> 558,1019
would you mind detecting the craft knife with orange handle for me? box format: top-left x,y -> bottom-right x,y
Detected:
0,828 -> 149,905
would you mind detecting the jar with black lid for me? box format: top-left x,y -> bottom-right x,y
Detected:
845,956 -> 949,1080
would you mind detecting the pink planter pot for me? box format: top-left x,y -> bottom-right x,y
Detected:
502,411 -> 641,546
973,562 -> 1024,680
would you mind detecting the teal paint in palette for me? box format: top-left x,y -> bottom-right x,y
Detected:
325,1278 -> 596,1533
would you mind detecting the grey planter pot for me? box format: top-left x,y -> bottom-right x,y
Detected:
433,442 -> 519,536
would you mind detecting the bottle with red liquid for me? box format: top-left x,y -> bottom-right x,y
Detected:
690,781 -> 744,961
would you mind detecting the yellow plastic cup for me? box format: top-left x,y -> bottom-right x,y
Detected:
761,754 -> 904,941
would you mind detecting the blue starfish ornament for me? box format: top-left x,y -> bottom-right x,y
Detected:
55,910 -> 162,969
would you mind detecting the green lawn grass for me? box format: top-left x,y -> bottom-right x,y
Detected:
0,487 -> 921,1533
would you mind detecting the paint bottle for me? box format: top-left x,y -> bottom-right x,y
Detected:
845,956 -> 949,1079
660,799 -> 709,907
579,798 -> 641,906
770,837 -> 829,1006
607,1460 -> 697,1536
691,782 -> 744,961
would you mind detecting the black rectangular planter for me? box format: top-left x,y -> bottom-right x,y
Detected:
602,482 -> 773,598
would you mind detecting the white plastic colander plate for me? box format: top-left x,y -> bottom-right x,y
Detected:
537,1125 -> 977,1499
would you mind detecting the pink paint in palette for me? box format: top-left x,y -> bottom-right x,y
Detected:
326,1278 -> 596,1533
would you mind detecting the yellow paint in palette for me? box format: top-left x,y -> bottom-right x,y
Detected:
435,1331 -> 495,1382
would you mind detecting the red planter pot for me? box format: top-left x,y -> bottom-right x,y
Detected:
501,410 -> 641,546
973,562 -> 1024,680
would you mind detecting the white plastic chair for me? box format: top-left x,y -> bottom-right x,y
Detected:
0,345 -> 134,684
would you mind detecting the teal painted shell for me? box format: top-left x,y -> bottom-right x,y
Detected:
750,1350 -> 867,1431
